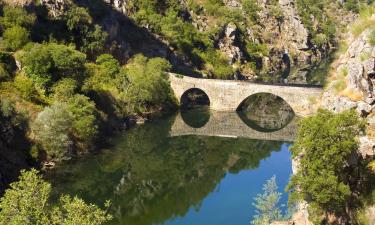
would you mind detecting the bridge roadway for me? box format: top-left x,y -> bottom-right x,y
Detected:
170,111 -> 298,142
168,73 -> 323,116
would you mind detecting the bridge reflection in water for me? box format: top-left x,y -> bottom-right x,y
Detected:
170,110 -> 298,142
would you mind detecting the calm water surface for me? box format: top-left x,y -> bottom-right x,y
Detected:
48,108 -> 293,225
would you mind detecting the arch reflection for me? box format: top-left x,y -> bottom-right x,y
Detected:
237,93 -> 295,132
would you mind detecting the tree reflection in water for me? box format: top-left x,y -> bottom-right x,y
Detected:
48,113 -> 289,225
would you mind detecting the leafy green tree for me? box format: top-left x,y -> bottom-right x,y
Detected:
65,7 -> 107,55
96,54 -> 120,77
13,74 -> 39,101
0,169 -> 50,225
1,26 -> 30,51
287,110 -> 363,216
124,54 -> 176,114
0,6 -> 36,30
0,169 -> 112,225
32,103 -> 73,161
81,24 -> 108,55
252,176 -> 283,225
66,94 -> 98,150
52,78 -> 78,102
21,43 -> 86,90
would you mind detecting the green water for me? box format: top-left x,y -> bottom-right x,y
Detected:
48,110 -> 293,225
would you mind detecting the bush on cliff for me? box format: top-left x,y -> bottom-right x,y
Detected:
287,110 -> 364,219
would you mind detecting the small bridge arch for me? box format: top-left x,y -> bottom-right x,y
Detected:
168,73 -> 323,116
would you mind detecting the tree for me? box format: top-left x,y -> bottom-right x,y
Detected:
21,43 -> 86,91
1,26 -> 30,51
0,6 -> 36,30
52,78 -> 78,102
0,169 -> 112,225
66,94 -> 98,150
124,54 -> 176,114
287,110 -> 363,215
32,103 -> 73,161
0,169 -> 50,224
251,176 -> 283,225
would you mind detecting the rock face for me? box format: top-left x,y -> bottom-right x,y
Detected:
321,29 -> 375,158
40,0 -> 71,18
218,23 -> 244,65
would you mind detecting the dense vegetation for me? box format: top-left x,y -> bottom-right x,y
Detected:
0,169 -> 112,225
288,110 -> 375,224
0,2 -> 176,163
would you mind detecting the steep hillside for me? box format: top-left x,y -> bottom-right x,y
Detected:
39,0 -> 361,82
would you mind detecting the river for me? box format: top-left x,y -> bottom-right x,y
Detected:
48,105 -> 294,225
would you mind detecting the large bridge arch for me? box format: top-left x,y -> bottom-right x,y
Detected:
168,73 -> 323,116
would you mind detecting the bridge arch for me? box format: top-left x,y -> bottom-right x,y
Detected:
236,92 -> 295,132
180,88 -> 210,108
236,92 -> 295,113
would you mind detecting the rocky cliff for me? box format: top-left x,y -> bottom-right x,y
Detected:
39,0 -> 354,82
321,28 -> 375,158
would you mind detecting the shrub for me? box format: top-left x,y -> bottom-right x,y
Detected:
1,26 -> 30,51
288,110 -> 363,215
13,74 -> 38,101
124,54 -> 176,114
0,169 -> 112,225
52,78 -> 78,102
21,43 -> 86,91
32,103 -> 73,161
0,6 -> 36,30
368,29 -> 375,46
66,94 -> 99,150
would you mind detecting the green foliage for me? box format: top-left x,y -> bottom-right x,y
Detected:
368,28 -> 375,46
1,26 -> 30,51
64,6 -> 107,55
0,6 -> 36,30
251,176 -> 283,225
21,43 -> 86,91
66,95 -> 98,150
13,74 -> 39,101
288,110 -> 363,215
32,103 -> 73,161
124,54 -> 176,114
242,0 -> 261,23
0,169 -> 112,225
0,169 -> 51,225
296,0 -> 337,48
246,42 -> 269,58
344,0 -> 360,12
52,78 -> 78,102
197,49 -> 234,78
96,54 -> 120,77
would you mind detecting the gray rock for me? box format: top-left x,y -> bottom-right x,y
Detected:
40,0 -> 70,18
359,136 -> 375,157
357,101 -> 373,117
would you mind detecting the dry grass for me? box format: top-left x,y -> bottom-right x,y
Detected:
3,0 -> 33,7
340,88 -> 363,101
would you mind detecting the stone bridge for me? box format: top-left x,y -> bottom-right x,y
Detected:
170,111 -> 298,142
168,73 -> 323,116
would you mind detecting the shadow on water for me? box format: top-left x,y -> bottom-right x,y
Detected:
47,112 -> 292,225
